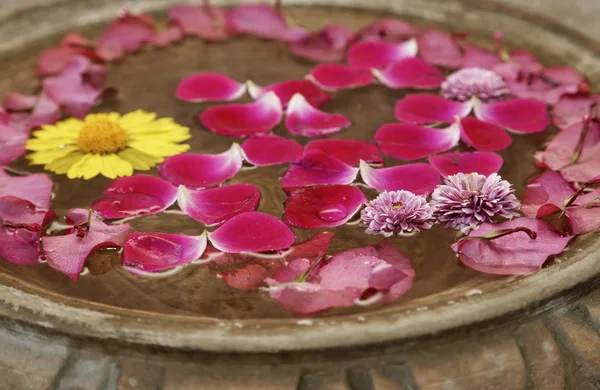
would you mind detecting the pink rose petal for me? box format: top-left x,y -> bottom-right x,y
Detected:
375,122 -> 460,161
521,171 -> 575,219
96,10 -> 155,61
285,94 -> 351,137
553,94 -> 600,130
92,174 -> 178,219
224,4 -> 305,41
461,46 -> 503,69
0,170 -> 53,210
209,211 -> 296,253
122,232 -> 207,273
168,4 -> 227,41
306,63 -> 373,92
474,98 -> 550,133
459,117 -> 512,151
565,206 -> 600,235
289,25 -> 354,63
417,30 -> 463,69
241,134 -> 303,166
199,92 -> 283,138
37,33 -> 98,76
373,57 -> 445,89
158,144 -> 243,189
3,93 -> 37,111
176,72 -> 246,102
281,150 -> 359,188
355,18 -> 418,42
283,185 -> 367,229
25,93 -> 61,130
0,127 -> 27,166
394,94 -> 472,124
247,79 -> 331,109
346,39 -> 418,70
428,151 -> 503,177
148,25 -> 184,47
304,139 -> 382,166
359,161 -> 441,195
178,184 -> 260,225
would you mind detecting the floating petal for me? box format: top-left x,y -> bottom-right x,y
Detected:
459,117 -> 512,151
393,94 -> 472,124
359,161 -> 440,195
224,4 -> 305,41
428,151 -> 503,177
346,39 -> 418,69
176,72 -> 246,102
417,30 -> 463,69
241,134 -> 303,166
281,150 -> 359,188
0,170 -> 53,210
373,57 -> 444,89
306,63 -> 373,92
289,25 -> 354,63
474,98 -> 550,133
375,122 -> 460,161
304,139 -> 382,166
521,171 -> 575,219
553,94 -> 600,130
168,4 -> 227,40
96,11 -> 155,61
247,79 -> 331,109
285,94 -> 351,137
355,18 -> 418,42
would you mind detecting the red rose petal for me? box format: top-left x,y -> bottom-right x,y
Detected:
428,151 -> 503,177
359,161 -> 441,195
199,92 -> 283,138
474,98 -> 550,133
304,139 -> 382,166
247,79 -> 331,109
0,170 -> 53,210
459,117 -> 512,151
176,72 -> 246,102
283,185 -> 367,229
373,57 -> 445,89
281,150 -> 359,188
417,30 -> 463,69
289,24 -> 354,63
168,4 -> 227,41
521,171 -> 575,219
346,39 -> 418,69
355,18 -> 418,42
306,63 -> 373,92
241,134 -> 303,166
158,144 -> 243,189
285,93 -> 351,137
178,184 -> 260,225
224,4 -> 305,41
96,10 -> 155,61
394,94 -> 472,124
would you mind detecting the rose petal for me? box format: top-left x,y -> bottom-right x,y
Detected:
373,57 -> 444,89
199,92 -> 283,138
37,33 -> 98,76
168,4 -> 227,41
158,144 -> 243,189
3,93 -> 37,111
459,117 -> 512,151
0,127 -> 27,166
178,184 -> 260,225
359,161 -> 440,195
506,79 -> 576,106
285,93 -> 351,137
474,98 -> 550,133
176,72 -> 246,102
25,93 -> 61,130
394,94 -> 472,124
281,150 -> 359,188
461,46 -> 503,69
306,63 -> 373,92
509,50 -> 544,75
428,151 -> 503,177
96,11 -> 155,61
375,122 -> 460,161
0,170 -> 53,210
283,185 -> 367,229
346,39 -> 418,70
565,206 -> 600,235
241,134 -> 303,166
209,211 -> 296,253
521,171 -> 575,219
355,18 -> 418,42
553,94 -> 600,130
247,79 -> 331,109
122,232 -> 207,273
289,25 -> 354,63
224,4 -> 305,41
148,25 -> 184,47
304,139 -> 382,166
417,30 -> 463,69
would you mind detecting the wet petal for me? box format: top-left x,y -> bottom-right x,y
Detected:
0,127 -> 28,166
158,144 -> 243,189
247,79 -> 331,109
241,134 -> 303,166
209,211 -> 296,253
417,30 -> 463,69
199,92 -> 283,138
474,98 -> 550,133
289,25 -> 354,63
428,151 -> 503,177
566,205 -> 600,235
0,170 -> 53,210
304,139 -> 382,166
178,184 -> 260,225
394,94 -> 472,124
359,161 -> 440,195
281,150 -> 359,188
168,4 -> 227,41
375,122 -> 460,161
96,11 -> 155,61
553,94 -> 600,130
521,171 -> 575,219
373,57 -> 444,89
346,39 -> 418,69
285,94 -> 351,137
283,185 -> 367,229
224,4 -> 304,41
306,63 -> 373,92
175,72 -> 246,102
459,117 -> 512,151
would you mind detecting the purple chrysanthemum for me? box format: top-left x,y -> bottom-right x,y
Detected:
430,172 -> 520,234
441,67 -> 510,102
361,190 -> 435,237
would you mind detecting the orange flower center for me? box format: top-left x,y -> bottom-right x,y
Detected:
77,117 -> 129,154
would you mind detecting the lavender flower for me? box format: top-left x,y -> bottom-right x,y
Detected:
430,173 -> 520,234
361,190 -> 435,237
441,67 -> 510,102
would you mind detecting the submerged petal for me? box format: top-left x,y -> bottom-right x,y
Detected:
306,63 -> 373,92
285,93 -> 351,137
359,161 -> 440,195
375,122 -> 460,161
241,134 -> 303,166
346,39 -> 418,69
373,58 -> 444,89
459,117 -> 512,151
394,94 -> 472,124
176,72 -> 246,102
474,98 -> 550,133
304,139 -> 382,166
428,151 -> 503,177
247,79 -> 331,109
281,150 -> 359,188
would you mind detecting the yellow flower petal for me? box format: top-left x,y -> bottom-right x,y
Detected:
46,152 -> 86,175
118,148 -> 162,170
128,140 -> 190,157
129,130 -> 191,143
118,110 -> 157,128
85,112 -> 120,124
27,145 -> 78,165
26,138 -> 77,152
100,154 -> 133,179
66,154 -> 101,179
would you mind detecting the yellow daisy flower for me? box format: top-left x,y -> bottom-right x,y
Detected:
26,110 -> 191,180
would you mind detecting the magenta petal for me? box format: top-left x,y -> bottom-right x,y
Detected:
289,25 -> 354,63
199,92 -> 283,138
96,11 -> 155,60
92,174 -> 178,219
283,185 -> 367,229
375,122 -> 460,161
209,212 -> 295,253
0,170 -> 53,210
285,94 -> 351,137
359,161 -> 441,196
247,79 -> 331,109
281,150 -> 358,188
122,232 -> 207,273
459,117 -> 512,151
417,30 -> 463,69
521,171 -> 575,219
474,98 -> 550,133
176,72 -> 246,102
346,39 -> 418,70
306,63 -> 373,92
178,184 -> 260,225
393,94 -> 472,124
451,218 -> 571,275
373,57 -> 444,89
241,134 -> 303,166
168,4 -> 227,41
428,151 -> 503,177
304,139 -> 382,166
158,144 -> 243,189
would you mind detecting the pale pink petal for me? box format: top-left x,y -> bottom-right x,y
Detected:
224,4 -> 304,41
505,78 -> 576,106
148,25 -> 184,47
96,11 -> 155,61
168,4 -> 227,41
247,79 -> 331,109
375,122 -> 460,161
37,33 -> 98,76
306,63 -> 373,92
509,50 -> 544,75
544,66 -> 586,86
359,161 -> 440,195
521,171 -> 575,219
178,184 -> 260,225
3,93 -> 37,111
346,39 -> 418,70
373,57 -> 444,89
304,139 -> 382,166
158,144 -> 243,189
461,46 -> 502,69
553,94 -> 600,130
289,25 -> 354,63
285,94 -> 351,137
283,185 -> 367,229
241,134 -> 303,166
394,94 -> 472,124
280,150 -> 358,188
428,151 -> 503,177
474,98 -> 550,133
417,30 -> 463,69
0,127 -> 27,166
122,232 -> 207,273
199,92 -> 283,138
459,117 -> 512,151
355,18 -> 418,42
565,206 -> 600,235
209,211 -> 296,253
25,93 -> 60,130
0,170 -> 53,210
176,72 -> 246,102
